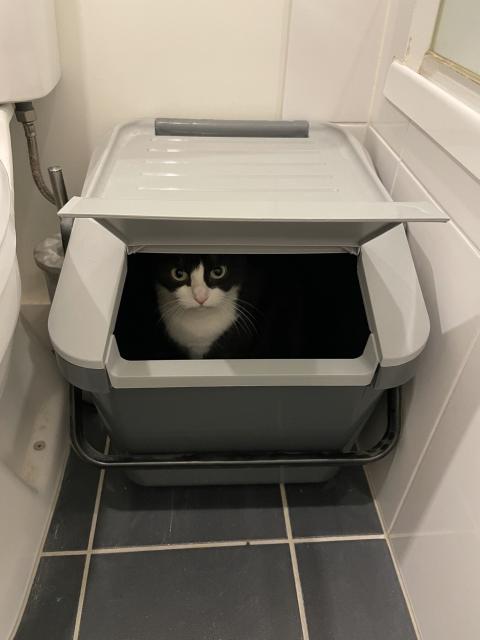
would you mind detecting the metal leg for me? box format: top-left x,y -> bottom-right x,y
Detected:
70,385 -> 401,470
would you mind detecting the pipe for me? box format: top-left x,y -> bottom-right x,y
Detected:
48,166 -> 72,251
15,102 -> 55,205
48,166 -> 68,209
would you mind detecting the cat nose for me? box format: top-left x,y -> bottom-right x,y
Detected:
193,287 -> 209,305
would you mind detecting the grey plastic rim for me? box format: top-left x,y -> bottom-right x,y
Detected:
69,385 -> 401,469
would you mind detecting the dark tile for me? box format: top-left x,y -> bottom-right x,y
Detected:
286,468 -> 382,537
94,472 -> 285,547
297,540 -> 416,640
15,555 -> 85,640
44,402 -> 105,552
79,545 -> 302,640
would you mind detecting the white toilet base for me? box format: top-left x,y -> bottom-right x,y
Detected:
0,306 -> 68,640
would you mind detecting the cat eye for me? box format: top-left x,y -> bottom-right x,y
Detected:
210,266 -> 227,280
171,268 -> 188,282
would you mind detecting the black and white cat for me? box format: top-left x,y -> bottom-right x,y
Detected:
154,255 -> 259,359
114,253 -> 369,361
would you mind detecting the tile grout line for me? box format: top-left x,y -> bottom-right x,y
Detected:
383,532 -> 422,640
40,533 -> 388,558
280,484 -> 310,640
364,471 -> 422,640
42,550 -> 88,557
72,438 -> 109,640
91,539 -> 288,554
294,534 -> 385,544
366,0 -> 394,123
277,0 -> 293,119
369,124 -> 403,194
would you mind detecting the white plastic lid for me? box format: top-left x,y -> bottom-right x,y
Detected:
59,120 -> 448,250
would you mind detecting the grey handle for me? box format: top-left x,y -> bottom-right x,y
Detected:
154,117 -> 309,138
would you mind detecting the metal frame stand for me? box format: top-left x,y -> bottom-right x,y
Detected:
70,385 -> 401,470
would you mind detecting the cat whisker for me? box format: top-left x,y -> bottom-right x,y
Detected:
237,298 -> 264,316
234,299 -> 257,320
236,306 -> 257,332
160,304 -> 185,324
235,302 -> 258,326
231,306 -> 252,337
232,318 -> 244,339
233,316 -> 251,338
156,299 -> 179,323
233,304 -> 257,337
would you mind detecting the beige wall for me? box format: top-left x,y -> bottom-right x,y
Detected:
11,0 -> 390,303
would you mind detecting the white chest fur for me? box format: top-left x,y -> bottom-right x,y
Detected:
157,286 -> 238,358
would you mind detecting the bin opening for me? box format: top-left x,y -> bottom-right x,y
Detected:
114,253 -> 370,361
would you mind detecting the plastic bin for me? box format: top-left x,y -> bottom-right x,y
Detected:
48,119 -> 447,485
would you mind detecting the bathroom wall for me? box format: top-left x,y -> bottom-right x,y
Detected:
12,0 -> 390,303
364,0 -> 480,638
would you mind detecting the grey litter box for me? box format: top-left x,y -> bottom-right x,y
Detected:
48,118 -> 447,486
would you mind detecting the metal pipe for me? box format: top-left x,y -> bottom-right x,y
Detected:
48,166 -> 68,208
15,102 -> 56,205
22,122 -> 56,205
48,166 -> 72,251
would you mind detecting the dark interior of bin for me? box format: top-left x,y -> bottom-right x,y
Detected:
114,253 -> 370,360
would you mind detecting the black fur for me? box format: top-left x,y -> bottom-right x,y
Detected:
154,254 -> 247,293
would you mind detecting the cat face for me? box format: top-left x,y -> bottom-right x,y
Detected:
155,255 -> 245,310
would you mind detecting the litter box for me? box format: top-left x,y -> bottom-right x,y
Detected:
48,118 -> 447,485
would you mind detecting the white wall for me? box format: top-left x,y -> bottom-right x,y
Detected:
365,1 -> 480,637
12,0 -> 292,302
12,0 -> 390,303
283,0 -> 389,121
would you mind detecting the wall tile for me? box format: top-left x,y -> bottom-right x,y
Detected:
371,100 -> 410,157
400,123 -> 480,252
369,0 -> 415,155
391,332 -> 480,640
283,0 -> 388,121
365,126 -> 400,192
368,162 -> 480,529
370,0 -> 416,118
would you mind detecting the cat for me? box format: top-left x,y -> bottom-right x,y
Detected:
114,253 -> 370,361
154,254 -> 261,359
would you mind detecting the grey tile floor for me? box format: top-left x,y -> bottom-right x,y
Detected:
15,402 -> 417,640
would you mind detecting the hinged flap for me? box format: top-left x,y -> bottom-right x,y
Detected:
59,197 -> 447,250
359,224 -> 430,369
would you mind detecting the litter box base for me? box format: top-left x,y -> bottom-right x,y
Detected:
125,466 -> 340,487
70,386 -> 401,486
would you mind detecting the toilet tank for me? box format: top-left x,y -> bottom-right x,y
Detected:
0,0 -> 60,103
